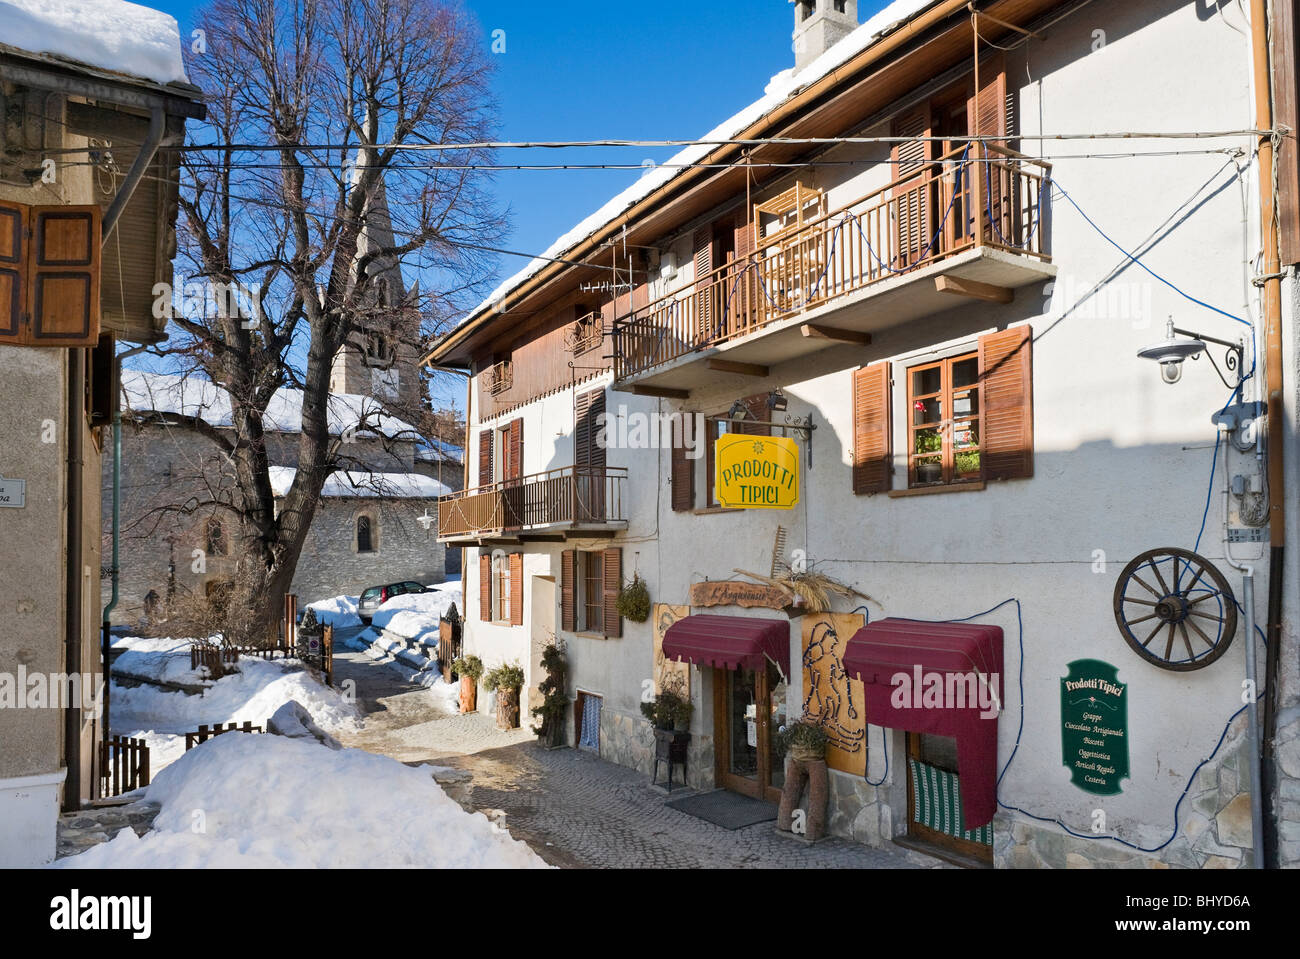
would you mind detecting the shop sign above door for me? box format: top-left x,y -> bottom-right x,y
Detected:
715,435 -> 799,510
1060,658 -> 1130,795
690,580 -> 790,610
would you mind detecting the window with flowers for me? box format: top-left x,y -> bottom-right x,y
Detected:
907,352 -> 982,487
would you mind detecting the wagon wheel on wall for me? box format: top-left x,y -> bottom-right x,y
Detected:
1112,547 -> 1237,672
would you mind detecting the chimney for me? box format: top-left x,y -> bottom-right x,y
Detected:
792,0 -> 859,71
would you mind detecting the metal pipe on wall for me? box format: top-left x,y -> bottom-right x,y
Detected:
1248,0 -> 1288,870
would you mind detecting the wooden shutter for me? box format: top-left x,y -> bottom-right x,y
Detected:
479,552 -> 491,620
560,549 -> 576,632
508,418 -> 523,481
732,216 -> 757,331
509,552 -> 523,626
0,200 -> 26,343
670,411 -> 696,512
736,393 -> 772,437
693,225 -> 714,342
979,325 -> 1034,481
969,55 -> 1010,242
852,362 -> 892,494
602,546 -> 622,639
29,205 -> 100,346
575,388 -> 606,522
890,106 -> 934,267
478,429 -> 493,487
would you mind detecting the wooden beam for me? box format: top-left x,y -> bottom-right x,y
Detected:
628,384 -> 690,399
800,323 -> 872,345
935,274 -> 1014,304
706,358 -> 769,377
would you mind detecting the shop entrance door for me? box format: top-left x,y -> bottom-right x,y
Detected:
714,661 -> 788,803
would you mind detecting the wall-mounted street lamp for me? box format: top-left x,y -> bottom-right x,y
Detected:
417,509 -> 435,532
726,391 -> 816,467
1137,318 -> 1245,395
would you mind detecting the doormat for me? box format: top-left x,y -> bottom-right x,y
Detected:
664,790 -> 778,830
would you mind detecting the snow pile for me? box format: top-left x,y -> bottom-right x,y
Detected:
304,595 -> 361,629
267,466 -> 450,500
470,0 -> 936,318
111,652 -> 360,773
121,370 -> 423,441
0,0 -> 188,86
111,636 -> 209,686
55,733 -> 547,868
371,584 -> 463,646
337,627 -> 460,704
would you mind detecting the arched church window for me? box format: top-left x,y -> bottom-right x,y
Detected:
357,515 -> 376,554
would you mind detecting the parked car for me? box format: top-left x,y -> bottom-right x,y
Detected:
358,581 -> 428,624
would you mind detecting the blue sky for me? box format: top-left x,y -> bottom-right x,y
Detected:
147,1 -> 894,408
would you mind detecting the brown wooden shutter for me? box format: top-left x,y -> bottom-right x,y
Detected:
979,325 -> 1034,481
852,362 -> 892,494
560,549 -> 576,632
969,55 -> 1010,242
478,429 -> 493,487
693,225 -> 714,342
479,552 -> 491,620
0,200 -> 27,344
670,411 -> 696,512
890,106 -> 934,266
29,205 -> 100,346
736,393 -> 772,437
509,552 -> 523,626
602,546 -> 622,639
508,418 -> 523,481
732,216 -> 757,331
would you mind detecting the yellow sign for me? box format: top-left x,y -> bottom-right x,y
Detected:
715,434 -> 799,509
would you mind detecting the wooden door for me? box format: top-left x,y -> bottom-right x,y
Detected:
713,661 -> 786,803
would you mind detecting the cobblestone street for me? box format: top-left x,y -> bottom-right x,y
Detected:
335,630 -> 933,869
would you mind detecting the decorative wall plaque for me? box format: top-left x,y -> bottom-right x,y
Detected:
1061,658 -> 1130,795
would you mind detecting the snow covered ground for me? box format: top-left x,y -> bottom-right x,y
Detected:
304,594 -> 361,629
55,733 -> 547,868
370,582 -> 463,646
110,637 -> 360,773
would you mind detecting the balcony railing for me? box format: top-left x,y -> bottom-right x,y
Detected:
484,359 -> 514,396
613,141 -> 1051,381
438,465 -> 628,539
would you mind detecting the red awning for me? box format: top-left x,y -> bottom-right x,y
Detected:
662,614 -> 790,677
843,618 -> 1003,828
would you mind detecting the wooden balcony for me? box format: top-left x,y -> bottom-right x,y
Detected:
438,465 -> 628,544
612,142 -> 1054,393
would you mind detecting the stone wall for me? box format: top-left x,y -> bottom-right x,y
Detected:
596,707 -> 716,792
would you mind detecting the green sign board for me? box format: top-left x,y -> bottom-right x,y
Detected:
1060,658 -> 1130,795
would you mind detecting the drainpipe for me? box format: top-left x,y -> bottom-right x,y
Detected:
1224,551 -> 1265,867
1249,0 -> 1287,870
100,343 -> 148,747
63,349 -> 84,812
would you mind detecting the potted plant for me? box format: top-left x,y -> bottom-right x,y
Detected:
775,719 -> 828,763
775,719 -> 830,841
530,642 -> 568,749
616,573 -> 651,623
451,654 -> 484,713
914,429 -> 943,484
483,661 -> 525,730
640,688 -> 693,731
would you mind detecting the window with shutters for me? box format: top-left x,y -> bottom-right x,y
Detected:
852,326 -> 1033,497
907,352 -> 982,487
491,551 -> 511,623
578,550 -> 604,634
704,396 -> 771,508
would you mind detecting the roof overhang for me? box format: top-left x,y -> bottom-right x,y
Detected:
423,0 -> 1070,368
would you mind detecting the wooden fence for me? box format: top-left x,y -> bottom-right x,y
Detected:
100,734 -> 150,798
184,721 -> 264,751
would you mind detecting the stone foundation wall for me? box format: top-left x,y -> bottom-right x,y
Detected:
597,707 -> 716,791
825,770 -> 902,846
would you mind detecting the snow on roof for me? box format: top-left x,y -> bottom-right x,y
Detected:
469,0 -> 937,320
267,466 -> 451,500
122,369 -> 424,441
0,0 -> 189,86
416,438 -> 463,463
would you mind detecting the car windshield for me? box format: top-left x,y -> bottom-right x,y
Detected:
360,588 -> 380,603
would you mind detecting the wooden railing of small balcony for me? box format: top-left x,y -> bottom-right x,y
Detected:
613,141 -> 1051,380
438,465 -> 628,538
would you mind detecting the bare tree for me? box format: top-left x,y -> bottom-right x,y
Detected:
155,0 -> 500,643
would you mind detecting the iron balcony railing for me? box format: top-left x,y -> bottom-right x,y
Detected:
438,465 -> 628,538
612,140 -> 1051,381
